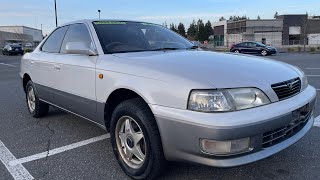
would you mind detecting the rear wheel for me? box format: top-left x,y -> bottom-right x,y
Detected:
25,81 -> 49,118
110,98 -> 166,180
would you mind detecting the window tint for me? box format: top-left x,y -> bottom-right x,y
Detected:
60,24 -> 92,54
42,26 -> 68,53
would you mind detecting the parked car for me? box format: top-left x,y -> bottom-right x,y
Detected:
230,41 -> 277,56
2,44 -> 24,55
20,20 -> 316,180
25,43 -> 33,48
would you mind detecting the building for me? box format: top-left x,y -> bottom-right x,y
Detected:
0,26 -> 43,47
212,14 -> 320,47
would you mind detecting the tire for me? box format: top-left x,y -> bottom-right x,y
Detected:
261,50 -> 268,56
234,49 -> 240,53
25,81 -> 49,118
110,98 -> 166,180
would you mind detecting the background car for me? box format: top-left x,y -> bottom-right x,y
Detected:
230,41 -> 277,56
2,44 -> 24,55
25,43 -> 33,48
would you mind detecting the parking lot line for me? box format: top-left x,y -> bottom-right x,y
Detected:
306,68 -> 320,70
314,116 -> 320,128
0,140 -> 34,180
0,63 -> 17,67
9,134 -> 110,166
306,75 -> 320,77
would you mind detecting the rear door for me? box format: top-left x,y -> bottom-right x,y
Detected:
52,23 -> 98,121
247,42 -> 260,54
238,42 -> 249,53
30,26 -> 69,103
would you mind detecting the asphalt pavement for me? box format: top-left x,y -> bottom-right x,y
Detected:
0,52 -> 319,180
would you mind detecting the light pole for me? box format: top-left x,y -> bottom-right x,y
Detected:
98,10 -> 101,19
41,24 -> 43,36
54,0 -> 58,27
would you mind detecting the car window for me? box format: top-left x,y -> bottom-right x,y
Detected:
246,42 -> 255,47
41,26 -> 68,53
60,24 -> 92,54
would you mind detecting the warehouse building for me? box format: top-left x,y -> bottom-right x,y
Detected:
212,14 -> 320,47
0,26 -> 43,47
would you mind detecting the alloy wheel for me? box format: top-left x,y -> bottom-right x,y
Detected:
115,116 -> 147,169
27,86 -> 36,112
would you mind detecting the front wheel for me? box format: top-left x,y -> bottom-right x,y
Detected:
261,50 -> 268,56
234,49 -> 240,53
25,81 -> 49,118
110,98 -> 166,180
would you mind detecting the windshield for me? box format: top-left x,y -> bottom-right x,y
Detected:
93,21 -> 194,54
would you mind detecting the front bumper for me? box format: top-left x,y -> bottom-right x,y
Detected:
152,85 -> 316,167
268,49 -> 277,54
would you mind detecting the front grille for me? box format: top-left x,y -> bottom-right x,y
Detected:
271,78 -> 301,101
262,103 -> 313,148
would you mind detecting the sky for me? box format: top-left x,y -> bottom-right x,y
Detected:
0,0 -> 319,35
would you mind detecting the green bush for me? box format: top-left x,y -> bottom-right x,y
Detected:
297,46 -> 302,52
317,46 -> 320,50
287,47 -> 295,52
309,47 -> 316,52
24,48 -> 33,53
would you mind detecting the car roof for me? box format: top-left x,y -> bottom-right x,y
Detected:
59,19 -> 151,27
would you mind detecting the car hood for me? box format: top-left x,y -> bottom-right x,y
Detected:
113,50 -> 301,89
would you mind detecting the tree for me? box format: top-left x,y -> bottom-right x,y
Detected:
197,19 -> 206,41
204,21 -> 213,40
162,21 -> 168,28
229,16 -> 233,21
274,12 -> 278,18
177,23 -> 186,37
169,23 -> 178,32
257,15 -> 261,20
187,20 -> 197,39
219,16 -> 225,21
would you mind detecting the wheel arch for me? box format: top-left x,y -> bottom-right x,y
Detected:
22,73 -> 31,93
104,88 -> 152,131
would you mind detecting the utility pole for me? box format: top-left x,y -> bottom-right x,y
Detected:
54,0 -> 58,27
98,10 -> 101,19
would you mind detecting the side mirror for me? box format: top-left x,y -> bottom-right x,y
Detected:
65,42 -> 97,56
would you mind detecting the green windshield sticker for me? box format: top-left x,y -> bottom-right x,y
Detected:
94,21 -> 126,25
141,22 -> 158,26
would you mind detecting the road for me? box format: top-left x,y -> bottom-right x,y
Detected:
0,53 -> 319,180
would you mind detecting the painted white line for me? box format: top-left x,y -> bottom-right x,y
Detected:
314,116 -> 320,128
0,140 -> 34,180
9,134 -> 110,166
0,63 -> 17,67
306,68 -> 320,70
306,75 -> 320,77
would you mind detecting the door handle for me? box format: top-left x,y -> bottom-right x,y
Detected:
53,65 -> 61,71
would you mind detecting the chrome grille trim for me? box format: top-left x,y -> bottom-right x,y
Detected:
271,77 -> 301,101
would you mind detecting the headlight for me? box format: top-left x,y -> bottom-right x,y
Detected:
188,88 -> 270,112
293,66 -> 308,91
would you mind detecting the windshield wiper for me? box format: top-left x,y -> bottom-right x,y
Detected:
151,47 -> 182,51
187,45 -> 199,49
